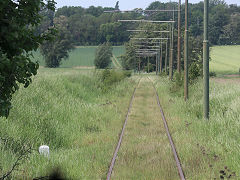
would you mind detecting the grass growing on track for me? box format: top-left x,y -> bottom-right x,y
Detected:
152,75 -> 240,179
210,45 -> 240,75
112,77 -> 179,179
0,68 -> 137,179
33,46 -> 125,68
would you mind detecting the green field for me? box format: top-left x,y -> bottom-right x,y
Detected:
210,45 -> 240,75
33,46 -> 125,68
33,45 -> 240,74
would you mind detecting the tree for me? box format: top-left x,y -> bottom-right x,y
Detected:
0,0 -> 56,118
120,42 -> 137,70
99,22 -> 122,42
221,13 -> 240,44
86,6 -> 103,17
40,15 -> 74,68
94,42 -> 113,69
209,2 -> 230,45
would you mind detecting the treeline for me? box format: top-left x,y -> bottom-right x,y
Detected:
39,0 -> 240,46
38,5 -> 142,46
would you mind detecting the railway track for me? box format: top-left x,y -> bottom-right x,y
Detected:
106,76 -> 185,180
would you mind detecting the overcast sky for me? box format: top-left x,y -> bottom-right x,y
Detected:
55,0 -> 240,9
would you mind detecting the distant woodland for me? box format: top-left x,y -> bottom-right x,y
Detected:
38,0 -> 240,46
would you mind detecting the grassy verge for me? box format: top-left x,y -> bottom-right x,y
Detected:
0,68 -> 137,179
152,75 -> 240,179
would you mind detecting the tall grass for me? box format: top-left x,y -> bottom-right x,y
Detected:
152,75 -> 240,179
0,68 -> 137,179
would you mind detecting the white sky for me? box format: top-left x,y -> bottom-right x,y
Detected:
55,0 -> 240,9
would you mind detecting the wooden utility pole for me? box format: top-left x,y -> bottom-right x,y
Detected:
165,34 -> 168,74
169,26 -> 172,77
148,56 -> 150,73
170,22 -> 174,80
203,0 -> 209,119
138,57 -> 141,74
158,45 -> 161,74
160,41 -> 163,73
169,6 -> 175,80
169,24 -> 173,80
184,0 -> 189,101
156,53 -> 158,75
177,0 -> 181,73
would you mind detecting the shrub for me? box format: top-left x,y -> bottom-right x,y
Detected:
210,71 -> 216,77
189,61 -> 203,84
98,69 -> 131,91
94,42 -> 112,69
169,72 -> 184,94
123,71 -> 132,77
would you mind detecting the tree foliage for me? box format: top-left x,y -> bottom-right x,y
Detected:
37,1 -> 240,46
221,13 -> 240,44
0,0 -> 56,117
94,42 -> 113,69
120,42 -> 137,70
40,15 -> 74,68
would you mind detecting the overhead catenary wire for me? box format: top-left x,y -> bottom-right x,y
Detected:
131,38 -> 168,40
134,45 -> 164,48
136,48 -> 160,51
115,7 -> 177,77
104,9 -> 180,13
127,30 -> 170,33
134,41 -> 165,44
119,20 -> 175,23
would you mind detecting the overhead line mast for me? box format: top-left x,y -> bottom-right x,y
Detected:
184,0 -> 189,101
203,0 -> 210,119
178,0 -> 181,73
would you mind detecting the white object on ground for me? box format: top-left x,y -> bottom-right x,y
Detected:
39,145 -> 50,157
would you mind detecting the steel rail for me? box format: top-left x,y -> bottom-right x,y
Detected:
106,78 -> 141,180
148,77 -> 185,180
